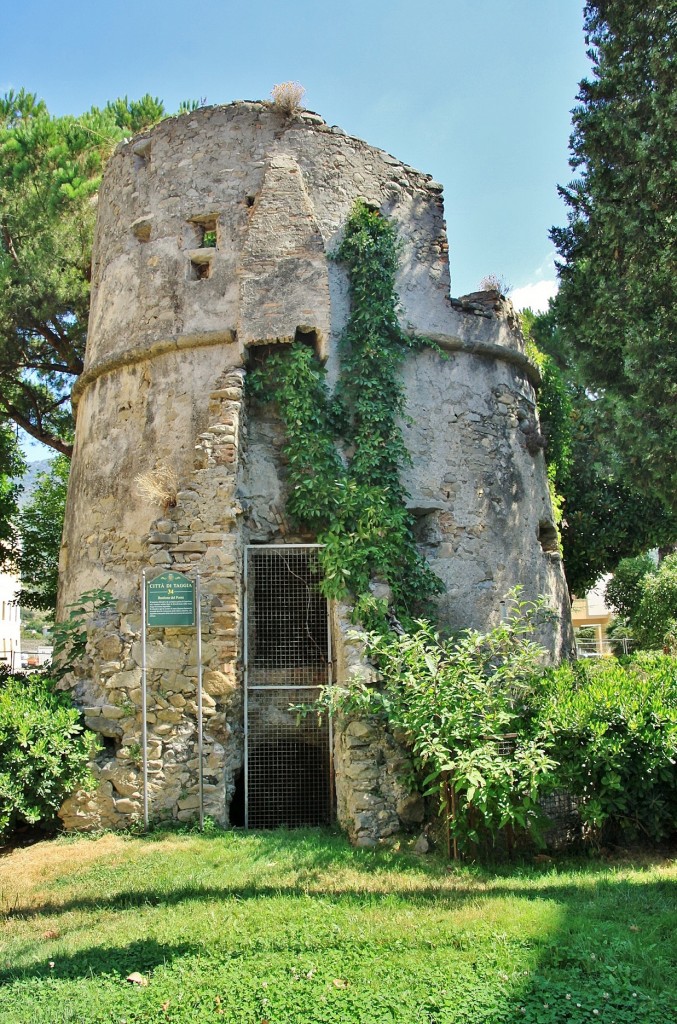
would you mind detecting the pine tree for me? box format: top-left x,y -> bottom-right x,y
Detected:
551,1 -> 677,508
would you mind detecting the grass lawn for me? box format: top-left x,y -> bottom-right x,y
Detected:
0,828 -> 675,1024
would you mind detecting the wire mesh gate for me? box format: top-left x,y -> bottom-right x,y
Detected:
243,544 -> 333,829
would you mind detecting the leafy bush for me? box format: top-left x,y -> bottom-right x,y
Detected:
536,654 -> 677,843
313,597 -> 676,855
314,595 -> 556,855
604,554 -> 656,621
0,672 -> 97,839
605,616 -> 635,657
633,552 -> 677,652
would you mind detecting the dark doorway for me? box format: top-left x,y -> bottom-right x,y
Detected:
243,545 -> 332,829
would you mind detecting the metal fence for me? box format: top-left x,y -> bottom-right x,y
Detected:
244,545 -> 333,829
575,638 -> 635,658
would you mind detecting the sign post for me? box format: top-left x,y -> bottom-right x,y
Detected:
142,571 -> 204,830
196,573 -> 204,830
141,569 -> 149,830
147,571 -> 196,627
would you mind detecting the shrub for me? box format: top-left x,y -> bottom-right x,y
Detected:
0,672 -> 97,839
313,595 -> 557,856
605,616 -> 635,657
536,654 -> 677,843
605,553 -> 656,621
633,552 -> 677,651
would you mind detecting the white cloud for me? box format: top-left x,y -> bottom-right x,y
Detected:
509,279 -> 558,313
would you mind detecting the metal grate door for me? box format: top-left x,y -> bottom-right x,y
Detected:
244,544 -> 333,828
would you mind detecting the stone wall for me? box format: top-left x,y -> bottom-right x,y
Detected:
58,101 -> 573,838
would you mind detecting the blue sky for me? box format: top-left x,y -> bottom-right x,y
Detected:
4,0 -> 590,309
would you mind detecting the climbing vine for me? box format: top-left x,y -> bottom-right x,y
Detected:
249,201 -> 443,616
520,309 -> 573,535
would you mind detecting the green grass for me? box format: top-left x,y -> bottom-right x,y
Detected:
0,828 -> 675,1023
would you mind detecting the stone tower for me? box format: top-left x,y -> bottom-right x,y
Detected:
58,102 -> 572,842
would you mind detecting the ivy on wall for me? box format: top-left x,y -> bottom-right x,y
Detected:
249,201 -> 443,617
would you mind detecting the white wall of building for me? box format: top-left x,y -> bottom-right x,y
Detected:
0,571 -> 21,671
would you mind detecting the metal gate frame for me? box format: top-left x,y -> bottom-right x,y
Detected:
243,543 -> 333,829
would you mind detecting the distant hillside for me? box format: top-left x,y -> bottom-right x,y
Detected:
16,459 -> 53,509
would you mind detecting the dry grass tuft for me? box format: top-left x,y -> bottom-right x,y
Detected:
270,81 -> 306,115
134,463 -> 179,510
478,273 -> 512,295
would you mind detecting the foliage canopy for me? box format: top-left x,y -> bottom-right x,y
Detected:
18,455 -> 69,611
551,1 -> 677,509
524,308 -> 675,596
0,89 -> 167,455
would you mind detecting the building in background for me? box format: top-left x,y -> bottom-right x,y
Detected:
571,575 -> 614,655
0,571 -> 20,671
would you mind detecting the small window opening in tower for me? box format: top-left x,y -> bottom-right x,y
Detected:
132,138 -> 151,171
244,545 -> 333,829
190,255 -> 213,280
200,218 -> 217,247
538,520 -> 559,554
294,326 -> 319,355
188,215 -> 218,249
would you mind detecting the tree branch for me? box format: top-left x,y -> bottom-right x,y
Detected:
0,394 -> 73,458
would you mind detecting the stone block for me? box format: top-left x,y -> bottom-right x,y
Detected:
98,635 -> 123,660
170,674 -> 196,693
114,797 -> 141,814
131,642 -> 185,671
344,720 -> 378,742
157,708 -> 184,724
101,704 -> 125,720
396,793 -> 425,824
86,716 -> 122,739
177,809 -> 198,822
203,669 -> 237,697
149,550 -> 173,565
354,835 -> 378,848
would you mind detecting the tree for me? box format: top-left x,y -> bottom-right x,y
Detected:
633,553 -> 677,651
0,90 -> 167,455
0,424 -> 24,569
521,308 -> 675,597
551,2 -> 677,509
17,455 -> 69,611
604,553 -> 656,621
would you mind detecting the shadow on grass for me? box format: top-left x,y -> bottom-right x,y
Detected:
0,936 -> 198,985
3,830 -> 675,1022
5,860 -> 677,925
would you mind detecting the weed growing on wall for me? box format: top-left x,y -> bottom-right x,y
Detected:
249,202 -> 443,616
51,588 -> 115,678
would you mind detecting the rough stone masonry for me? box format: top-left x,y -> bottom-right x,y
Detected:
58,101 -> 573,844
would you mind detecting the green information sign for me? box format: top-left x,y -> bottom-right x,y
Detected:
146,571 -> 195,627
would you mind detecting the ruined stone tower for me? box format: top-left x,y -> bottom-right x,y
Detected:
58,102 -> 572,841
